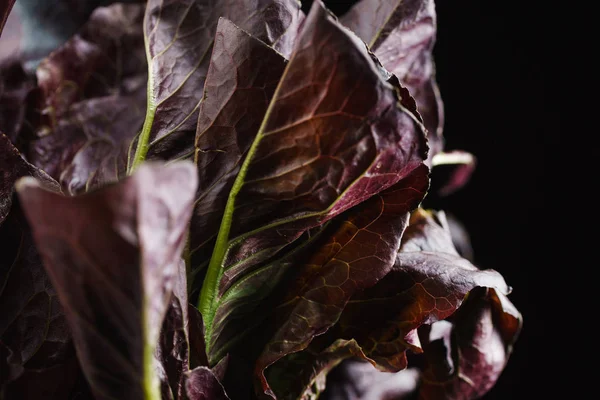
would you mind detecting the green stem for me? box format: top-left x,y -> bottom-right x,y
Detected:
197,52 -> 292,351
129,100 -> 156,173
197,129 -> 264,346
129,17 -> 155,174
142,288 -> 161,400
143,338 -> 161,400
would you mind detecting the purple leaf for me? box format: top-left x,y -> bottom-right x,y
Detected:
256,166 -> 429,398
196,0 -> 428,366
16,161 -> 198,400
0,133 -> 59,223
134,0 -> 304,164
262,208 -> 519,399
28,3 -> 147,195
0,133 -> 78,398
155,260 -> 191,400
329,218 -> 511,372
185,366 -> 230,400
189,16 -> 289,290
418,287 -> 522,399
342,0 -> 444,165
399,208 -> 461,255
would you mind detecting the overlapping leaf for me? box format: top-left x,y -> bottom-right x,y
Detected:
331,212 -> 511,371
341,0 -> 475,196
27,3 -> 147,194
0,133 -> 80,398
256,165 -> 429,397
189,17 -> 289,289
16,161 -> 197,400
342,0 -> 443,159
418,287 -> 521,399
155,259 -> 190,400
0,1 -> 521,399
195,0 -> 428,365
1,133 -> 60,221
260,208 -> 519,399
185,367 -> 230,400
317,290 -> 520,400
133,0 -> 304,164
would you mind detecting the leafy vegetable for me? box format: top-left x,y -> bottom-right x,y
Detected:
27,3 -> 147,195
261,208 -> 521,400
256,165 -> 429,397
196,0 -> 428,366
0,0 -> 522,399
418,286 -> 521,399
185,367 -> 230,400
342,0 -> 476,194
189,16 -> 289,292
0,133 -> 83,399
16,162 -> 197,400
341,0 -> 444,160
130,0 -> 303,168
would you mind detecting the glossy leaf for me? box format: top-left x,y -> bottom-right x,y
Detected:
341,0 -> 444,163
28,3 -> 147,195
319,288 -> 521,400
418,287 -> 522,399
16,161 -> 198,400
399,208 -> 461,255
329,210 -> 511,372
263,208 -> 517,399
155,260 -> 190,400
189,16 -> 289,290
185,366 -> 230,400
256,165 -> 429,397
0,133 -> 79,398
131,0 -> 304,167
403,208 -> 475,261
197,0 -> 428,365
0,133 -> 59,223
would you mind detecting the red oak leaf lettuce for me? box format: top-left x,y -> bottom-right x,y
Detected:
262,209 -> 521,400
0,1 -> 522,399
16,162 -> 197,400
131,0 -> 304,165
193,0 -> 428,367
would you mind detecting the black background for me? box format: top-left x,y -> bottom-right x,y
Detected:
315,0 -> 553,398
